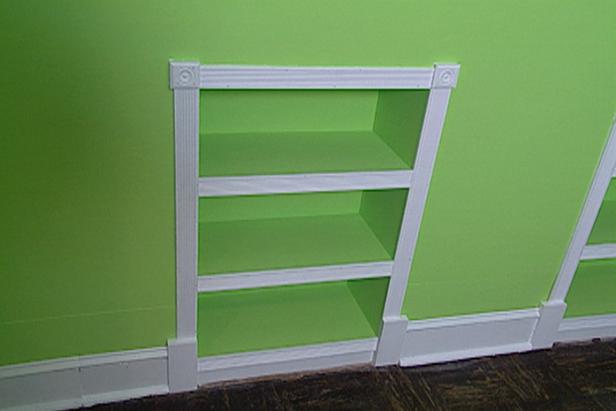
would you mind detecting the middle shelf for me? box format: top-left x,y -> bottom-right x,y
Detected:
198,189 -> 408,290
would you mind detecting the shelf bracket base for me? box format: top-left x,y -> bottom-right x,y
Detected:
373,315 -> 408,366
167,337 -> 198,392
530,301 -> 567,349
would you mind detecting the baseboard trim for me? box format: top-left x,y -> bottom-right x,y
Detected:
198,338 -> 377,385
556,314 -> 616,343
0,347 -> 168,411
400,309 -> 539,366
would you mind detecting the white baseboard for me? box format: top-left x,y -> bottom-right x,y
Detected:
198,338 -> 377,385
556,314 -> 616,343
530,301 -> 567,349
0,347 -> 168,411
400,309 -> 540,366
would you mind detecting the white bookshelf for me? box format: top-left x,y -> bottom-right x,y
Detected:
168,61 -> 460,390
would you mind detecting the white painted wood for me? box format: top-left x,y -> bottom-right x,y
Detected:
612,166 -> 616,178
550,120 -> 616,301
168,61 -> 200,393
400,342 -> 534,367
0,347 -> 168,411
81,386 -> 169,408
399,309 -> 539,367
198,261 -> 392,292
198,338 -> 377,384
199,65 -> 435,90
581,243 -> 616,260
167,338 -> 197,393
432,64 -> 460,89
530,301 -> 567,349
373,316 -> 408,366
173,87 -> 199,339
556,314 -> 616,343
0,348 -> 167,379
382,65 -> 460,319
198,170 -> 412,197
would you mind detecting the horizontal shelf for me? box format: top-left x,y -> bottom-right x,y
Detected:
588,198 -> 616,245
199,170 -> 412,196
200,130 -> 411,178
198,261 -> 393,292
566,259 -> 616,317
197,279 -> 388,357
581,244 -> 616,261
199,65 -> 437,89
197,338 -> 377,384
199,214 -> 394,275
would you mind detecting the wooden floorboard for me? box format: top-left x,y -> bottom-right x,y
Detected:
83,338 -> 616,410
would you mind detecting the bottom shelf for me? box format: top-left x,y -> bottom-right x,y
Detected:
197,278 -> 388,357
565,259 -> 616,317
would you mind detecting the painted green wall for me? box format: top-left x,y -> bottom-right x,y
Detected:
1,0 -> 616,365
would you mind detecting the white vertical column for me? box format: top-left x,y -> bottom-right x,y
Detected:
548,120 -> 616,302
167,61 -> 200,392
374,64 -> 459,366
529,119 -> 616,350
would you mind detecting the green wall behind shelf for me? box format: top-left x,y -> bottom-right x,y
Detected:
1,0 -> 616,365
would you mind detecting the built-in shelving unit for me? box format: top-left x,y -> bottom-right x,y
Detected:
549,120 -> 616,343
168,62 -> 460,390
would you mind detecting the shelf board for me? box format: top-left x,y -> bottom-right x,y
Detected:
588,200 -> 616,245
566,259 -> 616,317
199,170 -> 412,196
581,243 -> 616,261
198,214 -> 393,276
197,280 -> 385,357
197,338 -> 377,384
198,261 -> 393,292
200,130 -> 410,177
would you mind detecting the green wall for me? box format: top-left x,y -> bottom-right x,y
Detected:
1,0 -> 615,365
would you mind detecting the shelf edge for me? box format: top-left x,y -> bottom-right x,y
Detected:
581,243 -> 616,261
198,261 -> 393,292
199,170 -> 412,196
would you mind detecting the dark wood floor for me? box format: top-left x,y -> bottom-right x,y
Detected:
85,339 -> 616,410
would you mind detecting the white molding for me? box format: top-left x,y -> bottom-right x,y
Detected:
432,64 -> 460,89
198,261 -> 392,292
171,62 -> 199,392
613,166 -> 616,178
530,301 -> 567,349
556,314 -> 616,343
0,347 -> 168,411
199,65 -> 436,90
373,316 -> 408,366
549,120 -> 616,301
173,87 -> 199,340
167,338 -> 197,393
198,338 -> 377,385
400,309 -> 539,366
198,170 -> 412,197
382,77 -> 456,319
170,61 -> 200,89
581,243 -> 616,260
